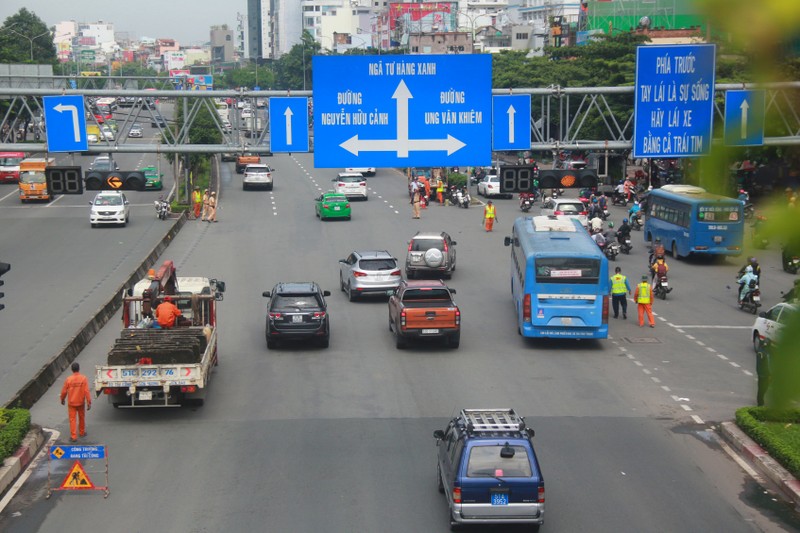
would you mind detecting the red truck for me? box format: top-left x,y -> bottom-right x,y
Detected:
388,279 -> 460,349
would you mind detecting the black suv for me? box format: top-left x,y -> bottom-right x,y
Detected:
262,282 -> 331,349
433,409 -> 545,530
405,231 -> 457,279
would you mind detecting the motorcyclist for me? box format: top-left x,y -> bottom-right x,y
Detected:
519,191 -> 535,209
589,213 -> 604,233
617,218 -> 632,245
737,265 -> 758,304
598,192 -> 608,211
603,221 -> 617,244
591,228 -> 606,247
651,254 -> 669,288
649,237 -> 665,266
738,256 -> 761,281
738,189 -> 750,204
628,200 -> 642,221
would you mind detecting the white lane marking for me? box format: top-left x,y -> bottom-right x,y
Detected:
716,354 -> 729,361
685,335 -> 695,340
671,395 -> 681,402
0,428 -> 60,513
633,360 -> 643,367
681,405 -> 693,411
705,347 -> 716,353
743,370 -> 753,376
661,386 -> 671,392
642,369 -> 651,375
691,415 -> 705,424
675,329 -> 685,333
696,341 -> 706,346
619,346 -> 627,352
394,210 -> 399,214
47,195 -> 66,206
657,316 -> 666,321
1,188 -> 20,202
651,377 -> 661,383
672,325 -> 752,329
719,439 -> 763,480
730,362 -> 741,368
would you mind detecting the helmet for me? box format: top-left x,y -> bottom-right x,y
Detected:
750,257 -> 758,265
608,221 -> 614,228
740,189 -> 746,194
745,265 -> 753,273
164,295 -> 172,301
623,218 -> 628,224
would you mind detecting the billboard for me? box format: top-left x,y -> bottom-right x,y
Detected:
389,2 -> 458,44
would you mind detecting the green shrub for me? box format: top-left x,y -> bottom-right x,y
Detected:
447,172 -> 468,189
736,406 -> 800,479
0,409 -> 31,461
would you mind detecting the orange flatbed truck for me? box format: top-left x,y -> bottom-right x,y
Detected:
388,279 -> 461,349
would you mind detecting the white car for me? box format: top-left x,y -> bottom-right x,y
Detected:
477,174 -> 504,197
243,164 -> 273,191
90,191 -> 130,227
333,172 -> 368,200
241,108 -> 254,119
101,125 -> 115,141
752,302 -> 796,352
541,197 -> 589,228
345,167 -> 376,177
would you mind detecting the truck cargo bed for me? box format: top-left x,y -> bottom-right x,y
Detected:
107,327 -> 211,365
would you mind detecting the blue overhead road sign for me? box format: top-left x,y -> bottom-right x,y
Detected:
312,54 -> 492,168
269,97 -> 310,152
724,90 -> 765,147
633,44 -> 716,159
43,95 -> 88,153
492,95 -> 531,151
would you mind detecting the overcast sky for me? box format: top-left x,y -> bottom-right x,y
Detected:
0,1 -> 235,45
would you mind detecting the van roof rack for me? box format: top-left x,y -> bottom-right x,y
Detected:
459,408 -> 526,434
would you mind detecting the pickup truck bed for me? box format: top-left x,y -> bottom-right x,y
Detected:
388,280 -> 461,349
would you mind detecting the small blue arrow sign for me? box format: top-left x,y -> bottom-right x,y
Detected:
269,97 -> 310,152
43,95 -> 88,153
493,95 -> 531,151
724,90 -> 765,146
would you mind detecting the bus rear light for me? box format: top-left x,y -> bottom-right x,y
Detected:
523,294 -> 531,323
602,295 -> 609,324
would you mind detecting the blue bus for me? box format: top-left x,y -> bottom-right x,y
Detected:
504,216 -> 609,339
643,185 -> 744,258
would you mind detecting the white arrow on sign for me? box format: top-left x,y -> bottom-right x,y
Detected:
339,80 -> 466,158
739,99 -> 749,140
506,104 -> 516,144
284,107 -> 294,146
54,103 -> 81,142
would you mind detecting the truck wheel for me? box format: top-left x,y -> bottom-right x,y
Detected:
448,333 -> 460,349
267,338 -> 276,349
437,464 -> 445,493
395,333 -> 407,349
112,403 -> 121,409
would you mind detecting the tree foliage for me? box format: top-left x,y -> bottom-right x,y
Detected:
0,8 -> 56,64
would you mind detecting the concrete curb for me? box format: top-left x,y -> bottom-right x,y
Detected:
0,426 -> 45,499
3,214 -> 187,410
719,421 -> 800,511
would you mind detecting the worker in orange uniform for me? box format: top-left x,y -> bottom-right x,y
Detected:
633,275 -> 655,328
60,362 -> 91,442
192,187 -> 202,219
483,199 -> 498,232
436,177 -> 445,205
155,296 -> 182,329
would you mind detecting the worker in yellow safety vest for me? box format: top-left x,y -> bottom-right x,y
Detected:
436,178 -> 445,205
483,200 -> 498,232
633,275 -> 655,328
609,266 -> 631,319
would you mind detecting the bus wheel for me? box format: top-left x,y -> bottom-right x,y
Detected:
671,242 -> 679,259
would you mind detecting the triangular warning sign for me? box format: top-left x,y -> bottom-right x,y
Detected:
60,460 -> 95,490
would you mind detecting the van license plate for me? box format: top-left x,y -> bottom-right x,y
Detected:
491,493 -> 509,506
139,391 -> 153,401
421,329 -> 439,334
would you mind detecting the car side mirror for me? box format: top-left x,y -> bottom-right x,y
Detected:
89,201 -> 93,205
504,237 -> 512,246
451,241 -> 457,246
338,259 -> 346,263
449,288 -> 457,294
433,430 -> 445,440
262,291 -> 271,298
323,290 -> 331,297
526,427 -> 535,438
758,311 -> 767,318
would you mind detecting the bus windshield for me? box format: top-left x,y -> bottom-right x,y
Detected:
535,257 -> 601,284
20,171 -> 46,184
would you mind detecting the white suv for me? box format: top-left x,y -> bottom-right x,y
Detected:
333,172 -> 368,200
752,302 -> 796,352
541,197 -> 589,228
243,164 -> 273,191
90,191 -> 130,227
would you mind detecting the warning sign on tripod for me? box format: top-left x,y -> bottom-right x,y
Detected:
47,444 -> 109,498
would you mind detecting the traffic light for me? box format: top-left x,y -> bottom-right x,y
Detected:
45,166 -> 84,195
0,262 -> 9,311
537,169 -> 599,189
84,170 -> 146,191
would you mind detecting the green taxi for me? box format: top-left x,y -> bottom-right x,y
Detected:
140,166 -> 163,190
315,191 -> 351,220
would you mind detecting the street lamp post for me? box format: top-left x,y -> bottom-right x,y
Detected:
7,28 -> 52,61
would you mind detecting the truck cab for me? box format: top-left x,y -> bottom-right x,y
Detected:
19,157 -> 55,202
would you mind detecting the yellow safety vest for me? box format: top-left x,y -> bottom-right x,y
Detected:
193,191 -> 202,203
485,205 -> 495,219
437,180 -> 444,192
637,282 -> 651,304
611,274 -> 627,294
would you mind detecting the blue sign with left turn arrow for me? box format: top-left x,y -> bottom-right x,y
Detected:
43,95 -> 88,153
312,54 -> 492,168
269,97 -> 310,152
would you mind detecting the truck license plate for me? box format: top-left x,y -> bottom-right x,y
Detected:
292,315 -> 303,323
421,329 -> 439,334
138,391 -> 153,401
491,493 -> 509,506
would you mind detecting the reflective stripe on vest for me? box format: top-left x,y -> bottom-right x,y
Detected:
637,283 -> 651,304
611,274 -> 627,294
485,205 -> 495,218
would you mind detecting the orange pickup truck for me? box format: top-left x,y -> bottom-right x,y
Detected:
388,279 -> 460,349
235,153 -> 260,174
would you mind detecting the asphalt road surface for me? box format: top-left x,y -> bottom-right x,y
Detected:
1,153 -> 799,532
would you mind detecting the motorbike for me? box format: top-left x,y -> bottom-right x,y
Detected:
455,187 -> 470,208
520,195 -> 533,212
737,279 -> 762,314
653,275 -> 672,300
604,241 -> 621,261
743,203 -> 756,220
611,192 -> 627,206
782,247 -> 800,274
619,236 -> 633,254
155,197 -> 171,220
542,192 -> 557,209
751,217 -> 769,249
630,213 -> 643,231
